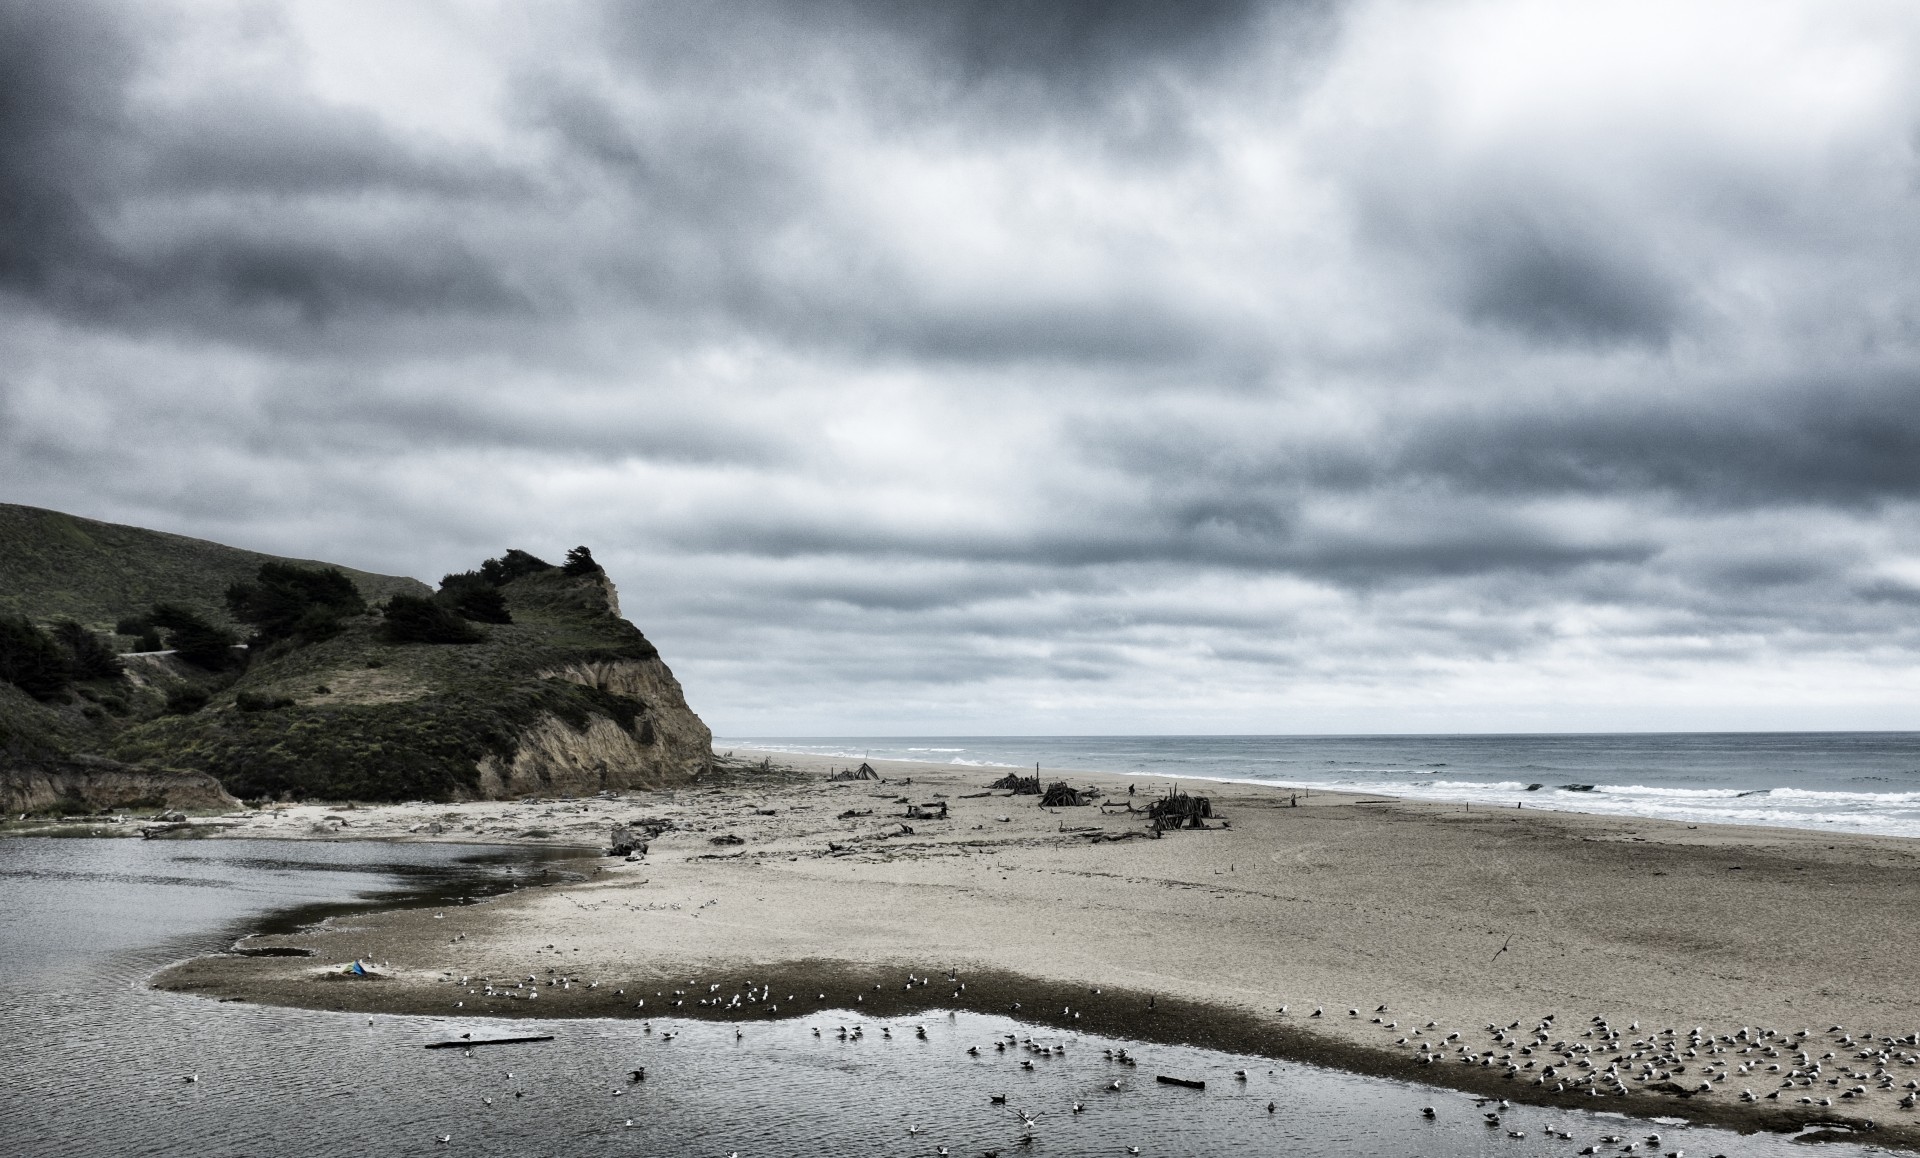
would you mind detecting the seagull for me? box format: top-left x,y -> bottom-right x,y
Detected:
435,1135 -> 451,1144
182,1074 -> 199,1084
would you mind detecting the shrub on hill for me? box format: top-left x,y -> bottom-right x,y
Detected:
0,615 -> 71,700
51,620 -> 124,680
383,595 -> 484,644
235,691 -> 296,712
226,562 -> 366,646
148,603 -> 242,670
437,571 -> 513,624
165,685 -> 211,715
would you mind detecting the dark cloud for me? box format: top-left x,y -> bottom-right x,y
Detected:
4,1 -> 1919,732
0,0 -> 133,298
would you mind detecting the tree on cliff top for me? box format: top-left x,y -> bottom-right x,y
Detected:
226,562 -> 366,646
561,546 -> 603,576
478,549 -> 552,586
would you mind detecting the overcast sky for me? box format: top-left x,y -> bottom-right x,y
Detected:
5,0 -> 1920,735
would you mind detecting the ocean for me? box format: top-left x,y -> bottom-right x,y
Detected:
0,837 -> 1876,1157
716,732 -> 1920,838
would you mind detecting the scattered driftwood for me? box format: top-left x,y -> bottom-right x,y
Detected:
1077,830 -> 1150,843
424,1035 -> 555,1050
837,808 -> 872,820
1146,786 -> 1214,831
959,791 -> 993,799
1040,781 -> 1088,807
1156,1075 -> 1206,1090
988,773 -> 1041,794
708,833 -> 745,845
905,801 -> 948,820
828,763 -> 881,781
607,822 -> 648,858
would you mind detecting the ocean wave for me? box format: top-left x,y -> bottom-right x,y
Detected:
1764,786 -> 1920,803
717,736 -> 1920,838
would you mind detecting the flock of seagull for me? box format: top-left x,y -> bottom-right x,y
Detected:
1340,1002 -> 1920,1113
209,964 -> 1915,1152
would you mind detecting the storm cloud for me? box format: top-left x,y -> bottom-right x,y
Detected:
5,0 -> 1920,734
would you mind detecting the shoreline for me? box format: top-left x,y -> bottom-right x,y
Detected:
715,737 -> 1920,841
133,751 -> 1920,1148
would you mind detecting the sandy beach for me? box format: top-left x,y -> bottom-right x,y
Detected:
147,751 -> 1920,1147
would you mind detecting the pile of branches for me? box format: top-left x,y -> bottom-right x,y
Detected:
988,773 -> 1042,794
1040,781 -> 1088,807
828,763 -> 881,781
1147,787 -> 1213,831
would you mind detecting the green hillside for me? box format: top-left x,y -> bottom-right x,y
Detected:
0,506 -> 712,807
0,503 -> 430,630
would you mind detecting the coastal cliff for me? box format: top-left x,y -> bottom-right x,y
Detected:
477,655 -> 711,796
0,506 -> 711,806
0,754 -> 238,814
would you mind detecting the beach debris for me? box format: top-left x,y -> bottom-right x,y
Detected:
837,809 -> 872,820
1039,782 -> 1089,807
1155,1075 -> 1206,1090
828,764 -> 881,781
709,833 -> 746,845
606,822 -> 647,858
987,773 -> 1042,794
1145,786 -> 1213,831
905,801 -> 949,820
424,1035 -> 555,1050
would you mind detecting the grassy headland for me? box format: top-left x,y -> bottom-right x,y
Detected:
0,505 -> 710,810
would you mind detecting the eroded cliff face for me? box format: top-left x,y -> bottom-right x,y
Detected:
1,755 -> 239,814
473,655 -> 712,798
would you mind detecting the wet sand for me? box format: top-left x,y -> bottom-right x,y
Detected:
150,752 -> 1920,1147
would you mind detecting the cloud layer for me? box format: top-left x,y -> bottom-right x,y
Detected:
5,0 -> 1920,733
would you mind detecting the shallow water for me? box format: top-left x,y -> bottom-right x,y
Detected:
721,733 -> 1920,837
0,838 -> 1889,1156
